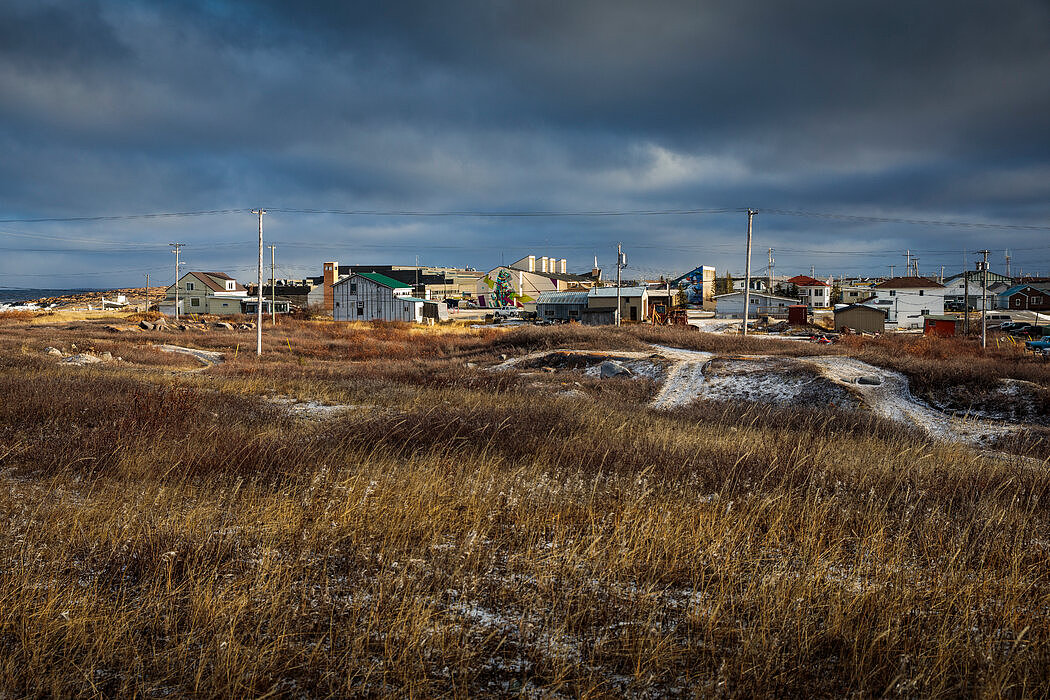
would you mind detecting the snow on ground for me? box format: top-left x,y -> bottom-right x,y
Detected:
800,355 -> 1017,445
649,354 -> 714,410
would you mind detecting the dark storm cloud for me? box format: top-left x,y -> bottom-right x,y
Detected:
1,0 -> 1049,286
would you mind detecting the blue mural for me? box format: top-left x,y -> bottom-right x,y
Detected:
672,266 -> 708,305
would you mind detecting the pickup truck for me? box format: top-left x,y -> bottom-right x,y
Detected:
1012,325 -> 1050,339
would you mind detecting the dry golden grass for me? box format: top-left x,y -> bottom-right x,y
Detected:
0,319 -> 1048,696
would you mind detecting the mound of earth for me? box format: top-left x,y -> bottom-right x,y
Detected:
700,357 -> 860,408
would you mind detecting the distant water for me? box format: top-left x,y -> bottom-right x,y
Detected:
0,288 -> 102,306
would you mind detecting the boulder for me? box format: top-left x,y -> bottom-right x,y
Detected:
856,376 -> 882,386
101,351 -> 113,361
139,320 -> 155,330
600,360 -> 632,379
44,347 -> 62,357
215,322 -> 234,330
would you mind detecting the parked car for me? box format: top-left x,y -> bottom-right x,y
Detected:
1024,336 -> 1050,351
1012,325 -> 1050,339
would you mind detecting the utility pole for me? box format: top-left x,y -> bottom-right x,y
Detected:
904,250 -> 911,276
144,273 -> 149,313
267,244 -> 276,325
1005,250 -> 1011,277
767,247 -> 774,294
252,210 -> 265,356
810,264 -> 815,278
615,243 -> 626,326
979,250 -> 989,349
939,265 -> 944,284
742,209 -> 757,335
169,243 -> 184,322
888,265 -> 895,278
964,269 -> 970,335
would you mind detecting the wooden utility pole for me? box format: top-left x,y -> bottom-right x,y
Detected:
145,273 -> 149,313
615,243 -> 624,326
979,250 -> 990,349
268,244 -> 276,325
169,243 -> 184,321
767,247 -> 774,294
742,209 -> 756,335
252,210 -> 265,355
964,268 -> 970,335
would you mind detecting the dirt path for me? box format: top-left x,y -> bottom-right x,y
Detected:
156,344 -> 225,369
800,355 -> 1017,445
648,351 -> 714,410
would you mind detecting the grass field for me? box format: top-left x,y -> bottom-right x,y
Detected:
1,316 -> 1048,697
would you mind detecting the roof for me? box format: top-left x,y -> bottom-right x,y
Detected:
183,272 -> 247,293
349,272 -> 412,289
536,291 -> 590,305
834,303 -> 888,316
588,286 -> 650,297
873,276 -> 945,289
787,275 -> 828,287
923,315 -> 959,322
999,284 -> 1050,297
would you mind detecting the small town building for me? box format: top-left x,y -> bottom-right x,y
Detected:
586,286 -> 672,323
332,272 -> 448,323
787,275 -> 831,309
834,304 -> 887,333
714,291 -> 799,318
242,299 -> 292,315
670,265 -> 717,309
942,270 -> 1013,311
923,315 -> 959,337
867,277 -> 946,329
477,255 -> 598,309
535,290 -> 590,322
161,271 -> 248,316
788,304 -> 809,325
997,284 -> 1050,312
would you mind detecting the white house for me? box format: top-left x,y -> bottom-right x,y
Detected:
866,277 -> 945,328
787,275 -> 831,309
333,272 -> 447,323
160,271 -> 248,316
714,291 -> 800,318
942,270 -> 1013,311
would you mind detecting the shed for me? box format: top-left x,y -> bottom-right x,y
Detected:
788,305 -> 809,325
536,290 -> 590,322
834,304 -> 887,333
923,315 -> 958,337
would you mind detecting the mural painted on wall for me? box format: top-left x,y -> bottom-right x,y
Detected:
478,268 -> 535,308
493,269 -> 515,307
674,266 -> 707,305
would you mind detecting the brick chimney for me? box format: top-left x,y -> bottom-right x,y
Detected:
323,261 -> 338,313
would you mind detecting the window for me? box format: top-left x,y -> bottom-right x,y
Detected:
357,302 -> 364,316
350,283 -> 357,294
186,282 -> 195,291
335,301 -> 340,308
889,290 -> 896,297
1033,296 -> 1043,304
190,297 -> 200,307
222,303 -> 228,307
226,281 -> 235,290
920,309 -> 929,315
919,290 -> 924,296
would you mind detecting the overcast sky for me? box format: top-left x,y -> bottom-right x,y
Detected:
2,0 -> 1049,288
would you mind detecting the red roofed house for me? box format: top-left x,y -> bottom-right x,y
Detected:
787,275 -> 831,309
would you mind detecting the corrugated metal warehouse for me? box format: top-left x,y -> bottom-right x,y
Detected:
536,290 -> 590,322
